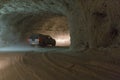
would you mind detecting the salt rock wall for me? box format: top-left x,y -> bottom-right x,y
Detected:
0,0 -> 120,50
67,0 -> 120,49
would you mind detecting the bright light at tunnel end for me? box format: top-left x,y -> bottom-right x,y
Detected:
54,34 -> 70,46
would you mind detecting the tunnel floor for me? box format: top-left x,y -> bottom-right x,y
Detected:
0,48 -> 120,80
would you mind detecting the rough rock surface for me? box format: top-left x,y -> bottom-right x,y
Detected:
0,1 -> 120,80
0,0 -> 120,49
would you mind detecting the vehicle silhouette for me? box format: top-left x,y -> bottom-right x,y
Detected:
27,34 -> 56,47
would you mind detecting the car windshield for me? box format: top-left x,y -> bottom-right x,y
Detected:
29,34 -> 39,39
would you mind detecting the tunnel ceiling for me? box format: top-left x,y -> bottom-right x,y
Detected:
0,0 -> 75,15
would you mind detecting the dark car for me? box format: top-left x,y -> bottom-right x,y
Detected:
27,34 -> 56,47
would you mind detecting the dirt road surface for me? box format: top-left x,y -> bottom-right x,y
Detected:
0,47 -> 120,80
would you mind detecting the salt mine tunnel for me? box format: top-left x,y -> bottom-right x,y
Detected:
1,0 -> 120,50
0,0 -> 120,80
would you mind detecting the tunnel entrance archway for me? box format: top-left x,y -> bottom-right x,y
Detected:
0,0 -> 88,50
0,12 -> 70,48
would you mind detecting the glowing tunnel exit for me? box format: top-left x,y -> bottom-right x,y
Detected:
54,34 -> 70,46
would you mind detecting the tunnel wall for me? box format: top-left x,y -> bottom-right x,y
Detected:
87,0 -> 120,48
0,0 -> 120,50
67,0 -> 120,50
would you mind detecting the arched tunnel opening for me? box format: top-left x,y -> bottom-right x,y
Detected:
0,12 -> 70,50
0,1 -> 120,80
